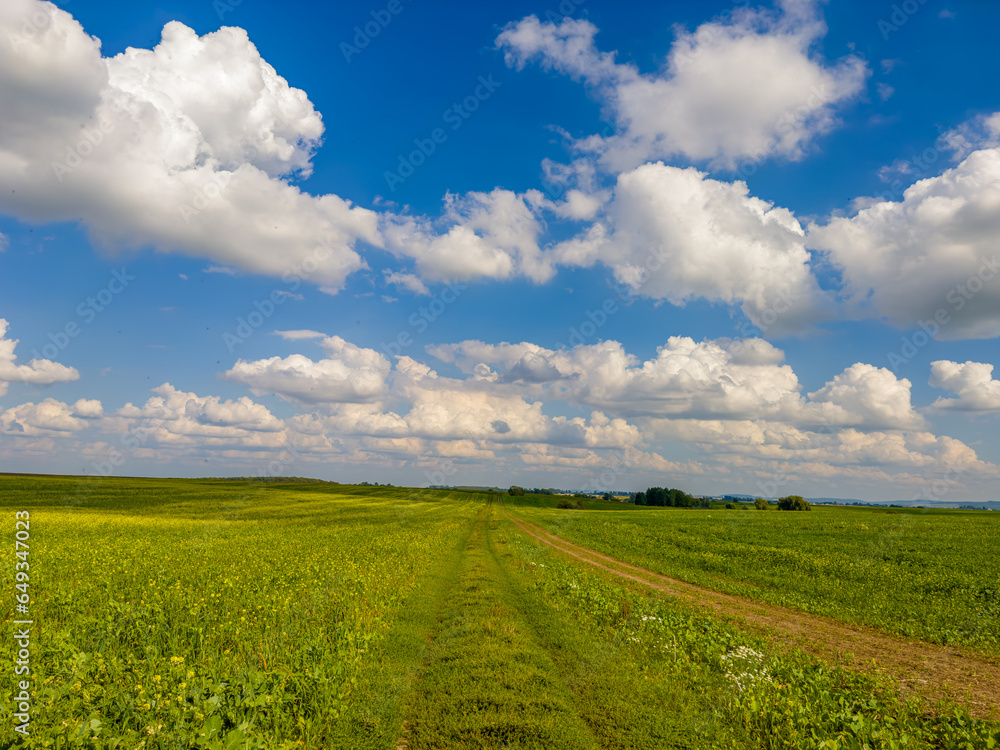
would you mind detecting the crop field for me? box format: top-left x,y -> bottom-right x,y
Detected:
508,498 -> 1000,654
1,476 -> 999,748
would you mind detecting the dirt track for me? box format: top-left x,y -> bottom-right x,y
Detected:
505,510 -> 1000,720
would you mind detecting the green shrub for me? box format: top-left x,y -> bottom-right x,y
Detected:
777,495 -> 811,511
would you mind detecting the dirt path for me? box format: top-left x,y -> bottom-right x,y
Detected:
504,509 -> 1000,720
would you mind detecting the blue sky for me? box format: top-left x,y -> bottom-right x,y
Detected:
1,0 -> 998,502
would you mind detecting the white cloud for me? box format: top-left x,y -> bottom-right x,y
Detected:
101,384 -> 293,460
552,162 -> 827,332
809,145 -> 1000,339
807,363 -> 924,429
0,1 -> 380,292
383,270 -> 431,296
647,417 -> 993,475
929,360 -> 1000,412
117,383 -> 284,432
203,265 -> 238,276
71,399 -> 103,418
939,112 -> 1000,160
876,82 -> 894,102
0,333 -> 993,496
432,336 -> 925,431
272,329 -> 326,341
383,189 -> 554,284
497,4 -> 868,170
295,355 -> 641,452
1,398 -> 88,434
220,334 -> 985,487
223,336 -> 391,404
0,318 -> 79,397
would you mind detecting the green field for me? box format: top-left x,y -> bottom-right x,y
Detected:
509,498 -> 1000,654
1,476 -> 998,748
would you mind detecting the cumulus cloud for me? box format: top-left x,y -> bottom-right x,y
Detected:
0,333 -> 993,493
382,189 -> 554,284
430,336 -> 922,429
117,383 -> 283,432
100,383 -> 293,459
496,3 -> 868,170
551,163 -> 827,332
929,360 -> 1000,412
1,398 -> 89,434
809,145 -> 1000,339
647,417 -> 992,475
298,356 -> 641,451
223,336 -> 391,404
807,363 -> 924,429
227,334 -> 984,485
0,318 -> 79,396
71,399 -> 104,418
0,0 -> 379,292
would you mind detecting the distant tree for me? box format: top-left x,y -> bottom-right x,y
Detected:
699,498 -> 711,508
508,486 -> 526,496
637,486 -> 699,508
557,498 -> 585,509
602,492 -> 613,502
777,495 -> 811,511
666,488 -> 696,507
647,487 -> 666,507
754,498 -> 769,510
725,502 -> 736,509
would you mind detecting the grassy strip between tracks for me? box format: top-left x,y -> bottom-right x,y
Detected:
398,501 -> 732,749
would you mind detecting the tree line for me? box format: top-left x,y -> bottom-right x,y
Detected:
632,487 -> 710,508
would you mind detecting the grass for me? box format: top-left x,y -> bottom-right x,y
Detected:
1,476 -> 998,748
0,475 -> 479,747
398,505 -> 602,749
509,500 -> 1000,654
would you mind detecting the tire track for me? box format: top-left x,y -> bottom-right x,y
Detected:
502,505 -> 1000,720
